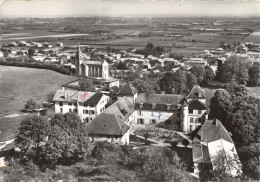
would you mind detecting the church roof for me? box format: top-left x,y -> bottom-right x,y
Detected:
117,81 -> 137,96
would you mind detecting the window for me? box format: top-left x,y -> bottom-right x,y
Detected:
59,102 -> 63,106
138,119 -> 144,124
198,110 -> 202,114
84,117 -> 89,123
197,118 -> 202,123
90,110 -> 95,115
138,111 -> 142,115
83,110 -> 88,114
73,109 -> 77,113
73,103 -> 77,106
166,104 -> 170,110
151,119 -> 156,124
190,117 -> 194,123
190,125 -> 193,132
60,108 -> 63,113
189,109 -> 193,114
68,102 -> 72,106
69,109 -> 72,112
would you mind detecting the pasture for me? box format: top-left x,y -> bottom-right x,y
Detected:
0,66 -> 76,141
244,31 -> 260,43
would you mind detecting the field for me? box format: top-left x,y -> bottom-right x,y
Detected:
244,31 -> 260,43
0,66 -> 76,141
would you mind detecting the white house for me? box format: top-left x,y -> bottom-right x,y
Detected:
53,89 -> 109,122
134,93 -> 184,127
192,119 -> 241,178
87,96 -> 135,145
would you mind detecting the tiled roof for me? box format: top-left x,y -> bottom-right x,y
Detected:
53,89 -> 102,104
135,103 -> 180,111
136,93 -> 184,105
87,113 -> 130,136
191,119 -> 233,144
84,93 -> 103,106
117,81 -> 137,96
87,97 -> 134,136
188,99 -> 206,110
186,84 -> 206,100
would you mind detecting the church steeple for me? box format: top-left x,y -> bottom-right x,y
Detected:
77,43 -> 82,75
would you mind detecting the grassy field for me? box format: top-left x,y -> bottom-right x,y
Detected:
0,66 -> 76,141
244,31 -> 260,43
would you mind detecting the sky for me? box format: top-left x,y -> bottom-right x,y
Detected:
0,0 -> 260,18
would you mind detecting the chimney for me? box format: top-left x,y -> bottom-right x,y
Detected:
213,119 -> 217,126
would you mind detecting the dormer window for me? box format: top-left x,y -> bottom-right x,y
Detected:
152,103 -> 156,109
139,103 -> 143,109
166,104 -> 170,110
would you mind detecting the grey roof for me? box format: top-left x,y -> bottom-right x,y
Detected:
87,97 -> 134,136
117,81 -> 137,96
192,119 -> 233,144
53,89 -> 102,104
186,84 -> 206,100
136,93 -> 184,105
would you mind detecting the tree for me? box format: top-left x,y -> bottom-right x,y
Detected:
223,80 -> 248,98
28,48 -> 35,57
190,65 -> 206,85
217,56 -> 252,85
15,115 -> 51,164
186,72 -> 198,91
78,79 -> 94,91
209,89 -> 232,124
24,99 -> 41,110
160,70 -> 187,94
15,113 -> 89,167
202,65 -> 215,86
133,78 -> 159,94
248,65 -> 260,86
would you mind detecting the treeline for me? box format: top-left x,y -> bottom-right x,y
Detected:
0,61 -> 71,75
216,55 -> 260,86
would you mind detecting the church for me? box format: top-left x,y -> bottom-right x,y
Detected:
76,44 -> 109,78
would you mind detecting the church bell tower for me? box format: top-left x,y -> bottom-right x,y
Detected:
76,43 -> 82,75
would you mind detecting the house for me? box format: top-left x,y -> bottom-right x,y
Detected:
134,84 -> 207,133
117,81 -> 138,105
191,119 -> 241,178
52,88 -> 110,122
76,44 -> 109,78
86,96 -> 135,145
134,93 -> 184,127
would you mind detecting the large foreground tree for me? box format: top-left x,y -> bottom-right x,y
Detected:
15,113 -> 89,167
